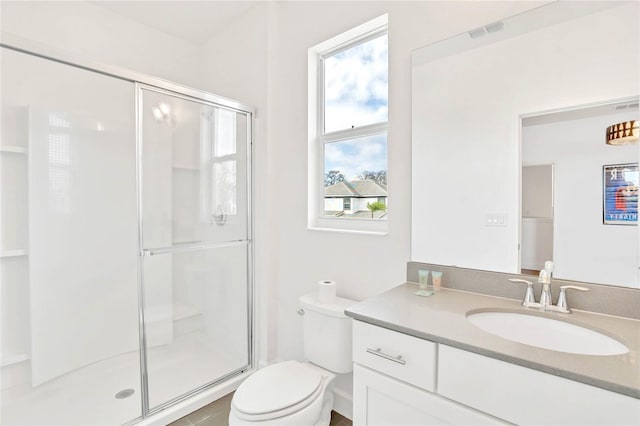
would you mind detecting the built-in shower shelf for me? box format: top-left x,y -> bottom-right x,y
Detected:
172,164 -> 199,171
1,352 -> 30,367
0,145 -> 27,154
173,303 -> 202,336
1,249 -> 28,258
173,302 -> 201,321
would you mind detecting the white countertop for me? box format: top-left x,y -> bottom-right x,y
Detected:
345,282 -> 640,399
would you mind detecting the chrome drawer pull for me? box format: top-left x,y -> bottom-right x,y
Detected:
366,347 -> 406,365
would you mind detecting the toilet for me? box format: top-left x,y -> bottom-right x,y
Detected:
229,292 -> 355,426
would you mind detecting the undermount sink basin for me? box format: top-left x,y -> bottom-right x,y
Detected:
466,310 -> 629,356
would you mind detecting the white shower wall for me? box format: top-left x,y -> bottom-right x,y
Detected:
1,5 -> 254,423
0,48 -> 141,389
0,3 -> 204,384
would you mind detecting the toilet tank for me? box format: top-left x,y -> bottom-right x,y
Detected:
299,293 -> 356,374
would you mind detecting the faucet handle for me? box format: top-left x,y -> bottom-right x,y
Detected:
508,279 -> 537,307
508,278 -> 533,285
556,285 -> 589,313
559,285 -> 589,292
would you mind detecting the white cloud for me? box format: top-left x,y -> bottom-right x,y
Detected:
324,34 -> 388,133
322,33 -> 388,182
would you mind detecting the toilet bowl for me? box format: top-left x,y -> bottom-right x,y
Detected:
229,293 -> 355,426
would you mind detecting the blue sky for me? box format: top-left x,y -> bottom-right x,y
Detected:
323,33 -> 388,181
324,134 -> 387,182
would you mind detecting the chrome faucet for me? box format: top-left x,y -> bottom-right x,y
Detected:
508,279 -> 589,314
539,282 -> 552,309
537,260 -> 554,308
554,285 -> 590,313
508,278 -> 539,308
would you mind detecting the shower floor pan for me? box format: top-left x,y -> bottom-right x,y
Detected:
1,331 -> 243,425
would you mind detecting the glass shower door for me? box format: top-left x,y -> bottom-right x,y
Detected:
138,86 -> 251,410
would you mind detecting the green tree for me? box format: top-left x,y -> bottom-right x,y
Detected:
366,201 -> 386,218
358,170 -> 387,186
324,170 -> 345,187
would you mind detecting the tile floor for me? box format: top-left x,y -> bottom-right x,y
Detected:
169,392 -> 352,426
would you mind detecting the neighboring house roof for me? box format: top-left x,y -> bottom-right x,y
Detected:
349,180 -> 387,197
324,180 -> 387,198
324,181 -> 357,197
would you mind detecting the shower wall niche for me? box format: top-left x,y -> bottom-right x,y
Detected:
1,104 -> 30,392
0,46 -> 253,425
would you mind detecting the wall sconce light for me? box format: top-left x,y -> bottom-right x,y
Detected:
606,120 -> 638,145
152,103 -> 176,125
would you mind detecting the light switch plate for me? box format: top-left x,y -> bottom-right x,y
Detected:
485,213 -> 507,227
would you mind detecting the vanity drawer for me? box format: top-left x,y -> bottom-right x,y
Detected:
353,320 -> 436,392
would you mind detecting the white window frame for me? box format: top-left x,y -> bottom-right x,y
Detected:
307,14 -> 388,234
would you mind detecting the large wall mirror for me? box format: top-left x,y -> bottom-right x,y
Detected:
411,1 -> 639,288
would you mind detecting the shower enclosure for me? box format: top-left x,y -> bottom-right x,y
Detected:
0,43 -> 253,425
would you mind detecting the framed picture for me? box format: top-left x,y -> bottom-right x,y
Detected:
603,163 -> 638,225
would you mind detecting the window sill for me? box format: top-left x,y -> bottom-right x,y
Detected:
308,216 -> 388,236
308,226 -> 387,236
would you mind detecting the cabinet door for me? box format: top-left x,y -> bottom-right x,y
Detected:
354,364 -> 505,426
439,345 -> 640,426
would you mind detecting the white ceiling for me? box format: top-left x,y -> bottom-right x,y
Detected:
92,1 -> 258,45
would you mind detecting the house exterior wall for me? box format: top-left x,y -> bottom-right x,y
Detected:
324,196 -> 387,213
352,197 -> 384,212
324,198 -> 345,212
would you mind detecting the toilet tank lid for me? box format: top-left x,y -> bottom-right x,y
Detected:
299,293 -> 357,318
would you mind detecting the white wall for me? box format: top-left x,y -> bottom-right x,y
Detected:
260,0 -> 553,409
0,1 -> 202,88
523,109 -> 638,287
264,0 -> 547,360
412,3 -> 639,275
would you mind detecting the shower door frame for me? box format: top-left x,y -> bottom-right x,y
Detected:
0,34 -> 256,423
135,82 -> 255,416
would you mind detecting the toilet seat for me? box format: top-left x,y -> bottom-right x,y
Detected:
232,361 -> 325,422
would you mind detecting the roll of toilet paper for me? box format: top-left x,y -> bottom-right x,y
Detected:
318,280 -> 337,303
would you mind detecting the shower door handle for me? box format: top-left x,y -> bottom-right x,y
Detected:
142,240 -> 248,256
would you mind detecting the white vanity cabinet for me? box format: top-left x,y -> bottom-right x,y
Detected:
352,321 -> 505,425
438,345 -> 640,426
352,320 -> 640,426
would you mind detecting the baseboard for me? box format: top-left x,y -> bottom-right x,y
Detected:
333,387 -> 353,420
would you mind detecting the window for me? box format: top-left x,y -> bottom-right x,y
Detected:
308,15 -> 388,233
201,106 -> 239,226
212,108 -> 238,218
